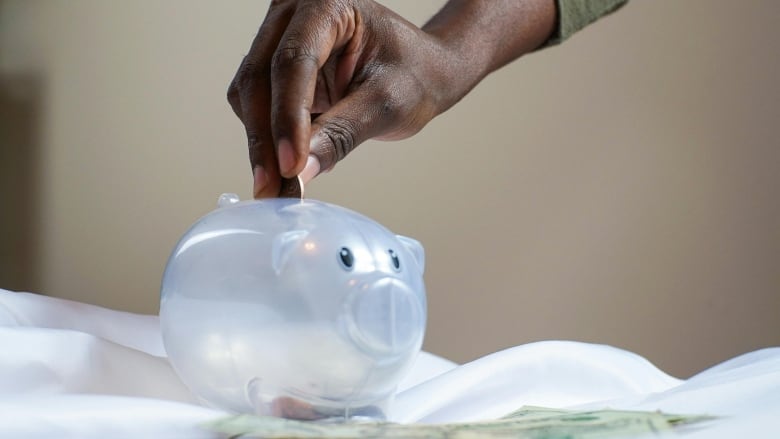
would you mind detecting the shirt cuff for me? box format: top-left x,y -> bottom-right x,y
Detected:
543,0 -> 629,47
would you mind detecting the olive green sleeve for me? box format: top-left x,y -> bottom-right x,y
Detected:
544,0 -> 629,46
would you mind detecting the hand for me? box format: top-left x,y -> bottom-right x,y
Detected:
228,0 -> 556,198
228,0 -> 455,198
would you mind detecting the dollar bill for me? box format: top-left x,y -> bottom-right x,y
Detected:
205,405 -> 714,438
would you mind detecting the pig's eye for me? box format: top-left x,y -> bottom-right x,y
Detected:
388,249 -> 401,271
338,247 -> 354,270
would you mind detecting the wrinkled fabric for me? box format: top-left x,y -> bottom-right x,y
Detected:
545,0 -> 629,46
1,289 -> 778,438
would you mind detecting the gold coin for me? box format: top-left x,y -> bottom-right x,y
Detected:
278,175 -> 304,199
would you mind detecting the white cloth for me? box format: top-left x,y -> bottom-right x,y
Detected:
1,289 -> 778,437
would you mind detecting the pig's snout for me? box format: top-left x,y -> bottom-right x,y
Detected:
343,277 -> 424,357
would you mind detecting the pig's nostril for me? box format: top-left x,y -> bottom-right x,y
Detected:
344,279 -> 423,356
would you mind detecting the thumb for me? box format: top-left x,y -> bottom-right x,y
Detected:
307,85 -> 397,174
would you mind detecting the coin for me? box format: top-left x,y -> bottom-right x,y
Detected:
278,175 -> 304,199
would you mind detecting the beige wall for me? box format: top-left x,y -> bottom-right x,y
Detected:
1,0 -> 778,378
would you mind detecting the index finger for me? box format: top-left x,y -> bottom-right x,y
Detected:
230,3 -> 294,198
270,1 -> 358,178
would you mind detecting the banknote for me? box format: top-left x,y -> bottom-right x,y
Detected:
205,405 -> 714,438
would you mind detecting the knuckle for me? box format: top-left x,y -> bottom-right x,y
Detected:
246,132 -> 259,147
227,58 -> 270,115
320,118 -> 357,162
379,92 -> 400,119
246,132 -> 261,152
226,80 -> 240,105
371,84 -> 402,122
301,0 -> 350,17
271,42 -> 319,73
236,59 -> 267,87
320,0 -> 352,22
229,54 -> 270,98
246,132 -> 268,163
270,0 -> 355,74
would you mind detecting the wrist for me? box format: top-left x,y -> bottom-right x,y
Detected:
421,28 -> 491,116
421,0 -> 556,113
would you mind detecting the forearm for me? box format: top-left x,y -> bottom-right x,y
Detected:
421,0 -> 557,111
420,0 -> 629,114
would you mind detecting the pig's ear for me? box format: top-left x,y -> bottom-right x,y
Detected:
272,230 -> 309,274
396,235 -> 425,274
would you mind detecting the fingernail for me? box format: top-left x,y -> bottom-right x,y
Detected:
300,155 -> 321,185
277,139 -> 295,176
253,165 -> 267,198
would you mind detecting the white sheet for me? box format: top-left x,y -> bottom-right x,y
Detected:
1,289 -> 778,437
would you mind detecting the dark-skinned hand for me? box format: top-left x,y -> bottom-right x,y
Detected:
228,0 -> 556,198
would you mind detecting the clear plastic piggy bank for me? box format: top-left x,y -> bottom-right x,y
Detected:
160,194 -> 427,421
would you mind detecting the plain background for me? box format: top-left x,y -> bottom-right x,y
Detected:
1,0 -> 778,378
